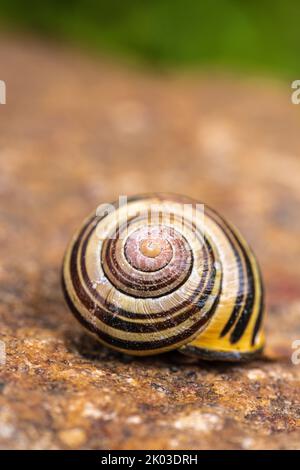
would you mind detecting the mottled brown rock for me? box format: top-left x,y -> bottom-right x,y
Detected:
0,34 -> 300,450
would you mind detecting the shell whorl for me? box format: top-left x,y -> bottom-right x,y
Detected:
62,194 -> 264,360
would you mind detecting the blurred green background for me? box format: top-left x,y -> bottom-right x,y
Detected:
0,0 -> 299,77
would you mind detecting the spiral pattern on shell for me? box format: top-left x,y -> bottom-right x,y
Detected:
62,194 -> 264,360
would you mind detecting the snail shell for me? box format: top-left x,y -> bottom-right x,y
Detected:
62,194 -> 264,361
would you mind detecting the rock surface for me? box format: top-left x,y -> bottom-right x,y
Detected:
0,35 -> 300,449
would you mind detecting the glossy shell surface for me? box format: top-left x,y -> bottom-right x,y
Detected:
62,194 -> 264,360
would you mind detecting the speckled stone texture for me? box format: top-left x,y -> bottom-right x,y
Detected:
0,35 -> 300,450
